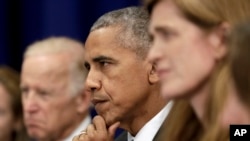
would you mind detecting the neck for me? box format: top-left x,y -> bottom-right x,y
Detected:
59,113 -> 88,140
221,88 -> 250,126
121,86 -> 168,136
39,113 -> 88,141
189,78 -> 211,128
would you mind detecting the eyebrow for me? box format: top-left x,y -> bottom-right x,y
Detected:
84,55 -> 117,67
155,26 -> 168,33
149,25 -> 168,35
92,55 -> 114,62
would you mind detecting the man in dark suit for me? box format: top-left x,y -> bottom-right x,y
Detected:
73,7 -> 172,141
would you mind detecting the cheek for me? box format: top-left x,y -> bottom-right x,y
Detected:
160,45 -> 216,98
183,50 -> 215,86
0,114 -> 14,133
38,100 -> 61,123
181,40 -> 216,76
49,98 -> 77,121
104,76 -> 147,106
111,80 -> 148,103
104,70 -> 147,96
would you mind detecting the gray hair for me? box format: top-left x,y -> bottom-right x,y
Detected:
90,6 -> 151,59
24,37 -> 86,96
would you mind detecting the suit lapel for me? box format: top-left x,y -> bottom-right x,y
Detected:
115,131 -> 128,141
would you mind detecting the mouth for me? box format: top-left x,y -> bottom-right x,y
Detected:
91,98 -> 108,106
25,121 -> 41,129
25,117 -> 44,125
26,123 -> 40,129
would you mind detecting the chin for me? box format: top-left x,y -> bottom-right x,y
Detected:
104,113 -> 122,128
104,117 -> 116,127
161,79 -> 199,100
28,130 -> 46,140
161,79 -> 178,98
161,84 -> 184,99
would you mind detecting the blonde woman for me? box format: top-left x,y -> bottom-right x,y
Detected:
144,0 -> 250,140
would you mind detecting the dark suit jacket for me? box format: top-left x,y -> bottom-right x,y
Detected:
114,122 -> 167,141
115,131 -> 127,141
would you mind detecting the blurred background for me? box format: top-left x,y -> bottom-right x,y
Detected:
0,0 -> 141,72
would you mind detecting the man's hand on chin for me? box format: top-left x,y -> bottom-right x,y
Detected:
72,115 -> 120,141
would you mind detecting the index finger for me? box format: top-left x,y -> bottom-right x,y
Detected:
92,115 -> 108,132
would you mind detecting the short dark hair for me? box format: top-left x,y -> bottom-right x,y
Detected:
90,6 -> 151,59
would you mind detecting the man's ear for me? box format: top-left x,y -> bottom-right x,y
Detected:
209,22 -> 230,60
75,89 -> 91,114
148,62 -> 159,84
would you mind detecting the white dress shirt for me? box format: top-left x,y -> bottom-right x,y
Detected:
64,115 -> 91,141
127,101 -> 173,141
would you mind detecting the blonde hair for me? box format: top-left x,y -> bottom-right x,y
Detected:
201,64 -> 230,141
24,37 -> 87,96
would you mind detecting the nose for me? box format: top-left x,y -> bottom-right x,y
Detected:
147,39 -> 163,63
85,69 -> 101,93
22,91 -> 39,114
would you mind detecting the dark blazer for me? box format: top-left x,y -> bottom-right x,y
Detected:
115,131 -> 127,141
115,123 -> 166,141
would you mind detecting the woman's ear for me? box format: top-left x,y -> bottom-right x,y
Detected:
148,62 -> 159,84
209,22 -> 231,60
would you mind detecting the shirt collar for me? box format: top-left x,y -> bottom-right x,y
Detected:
127,101 -> 173,141
64,115 -> 91,141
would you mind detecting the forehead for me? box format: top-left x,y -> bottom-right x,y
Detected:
149,0 -> 184,31
22,54 -> 69,82
84,27 -> 138,61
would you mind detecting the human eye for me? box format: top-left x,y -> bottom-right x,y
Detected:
159,30 -> 171,39
20,86 -> 29,97
99,60 -> 110,67
93,56 -> 115,70
149,33 -> 155,42
37,89 -> 49,97
155,27 -> 174,41
84,62 -> 90,71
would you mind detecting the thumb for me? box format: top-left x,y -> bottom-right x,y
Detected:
108,121 -> 120,138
